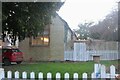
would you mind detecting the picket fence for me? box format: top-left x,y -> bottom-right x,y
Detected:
0,64 -> 119,79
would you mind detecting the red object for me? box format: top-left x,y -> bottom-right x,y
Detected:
1,48 -> 24,65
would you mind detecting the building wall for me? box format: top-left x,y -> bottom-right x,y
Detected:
65,29 -> 74,51
19,38 -> 51,61
64,24 -> 76,51
49,16 -> 64,61
19,16 -> 65,61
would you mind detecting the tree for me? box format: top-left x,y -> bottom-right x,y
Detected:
90,32 -> 101,39
2,2 -> 63,45
89,9 -> 118,41
75,22 -> 93,40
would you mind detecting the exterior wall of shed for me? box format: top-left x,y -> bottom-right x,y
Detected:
19,16 -> 65,61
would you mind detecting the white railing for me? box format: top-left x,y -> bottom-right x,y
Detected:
0,64 -> 119,79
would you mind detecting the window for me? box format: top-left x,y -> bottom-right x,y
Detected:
30,25 -> 50,46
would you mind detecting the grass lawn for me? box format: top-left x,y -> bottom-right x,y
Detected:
2,60 -> 119,78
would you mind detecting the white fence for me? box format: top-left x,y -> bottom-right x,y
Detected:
88,50 -> 118,60
64,50 -> 118,61
64,42 -> 119,61
0,64 -> 119,79
64,51 -> 74,61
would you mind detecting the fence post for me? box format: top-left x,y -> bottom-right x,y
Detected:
73,73 -> 78,80
64,73 -> 69,80
0,68 -> 4,80
47,72 -> 52,80
94,64 -> 101,78
7,71 -> 12,79
100,65 -> 106,79
91,73 -> 96,80
110,65 -> 115,80
15,71 -> 19,79
38,72 -> 43,80
82,73 -> 87,80
56,72 -> 61,80
30,72 -> 35,80
22,71 -> 27,79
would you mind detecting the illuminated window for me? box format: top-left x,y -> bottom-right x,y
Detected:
30,25 -> 50,46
